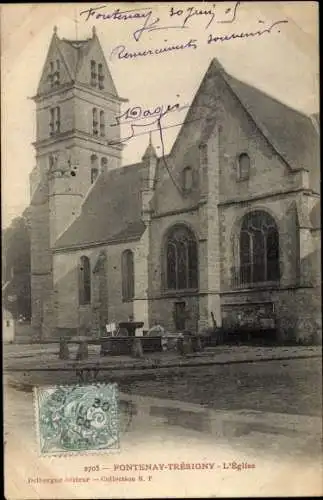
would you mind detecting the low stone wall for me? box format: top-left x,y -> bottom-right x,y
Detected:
54,327 -> 79,339
221,286 -> 322,345
14,323 -> 34,343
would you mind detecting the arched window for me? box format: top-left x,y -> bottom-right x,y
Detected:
49,61 -> 54,87
48,153 -> 58,174
49,154 -> 54,170
237,153 -> 250,180
165,225 -> 198,290
101,157 -> 108,173
239,211 -> 280,284
49,108 -> 55,135
55,106 -> 60,133
91,168 -> 98,184
55,59 -> 60,85
79,256 -> 91,305
98,63 -> 104,89
91,154 -> 98,164
122,250 -> 134,301
91,155 -> 98,184
91,60 -> 97,86
49,107 -> 60,135
100,110 -> 105,136
92,108 -> 98,135
182,166 -> 193,192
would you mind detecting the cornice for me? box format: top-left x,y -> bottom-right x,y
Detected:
32,81 -> 128,105
32,129 -> 124,152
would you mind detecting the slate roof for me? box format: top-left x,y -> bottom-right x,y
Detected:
59,35 -> 118,97
176,59 -> 319,175
37,30 -> 119,98
222,67 -> 319,173
54,163 -> 146,250
59,38 -> 86,78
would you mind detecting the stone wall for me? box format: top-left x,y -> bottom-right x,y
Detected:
52,238 -> 141,333
216,74 -> 305,201
149,294 -> 199,333
221,285 -> 322,344
30,185 -> 54,337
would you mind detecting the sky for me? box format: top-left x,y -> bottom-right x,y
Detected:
1,2 -> 319,228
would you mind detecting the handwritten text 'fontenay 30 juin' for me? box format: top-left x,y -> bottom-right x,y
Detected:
79,3 -> 289,60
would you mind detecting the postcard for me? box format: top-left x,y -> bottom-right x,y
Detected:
2,2 -> 321,498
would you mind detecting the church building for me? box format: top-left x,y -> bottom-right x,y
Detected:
30,27 -> 321,343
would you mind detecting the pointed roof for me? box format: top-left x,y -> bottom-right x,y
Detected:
36,26 -> 120,98
173,59 -> 319,177
222,67 -> 319,174
54,164 -> 146,250
58,38 -> 86,77
142,132 -> 157,160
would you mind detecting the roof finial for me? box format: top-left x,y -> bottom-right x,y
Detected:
92,25 -> 96,37
53,25 -> 58,35
142,132 -> 157,160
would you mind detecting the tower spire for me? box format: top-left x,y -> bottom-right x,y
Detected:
142,132 -> 157,160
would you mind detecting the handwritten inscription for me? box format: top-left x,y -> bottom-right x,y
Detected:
110,39 -> 198,60
80,2 -> 289,60
207,20 -> 289,44
80,5 -> 186,41
109,100 -> 190,146
114,102 -> 185,125
80,3 -> 241,40
169,3 -> 241,29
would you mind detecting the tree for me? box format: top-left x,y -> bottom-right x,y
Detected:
2,214 -> 31,320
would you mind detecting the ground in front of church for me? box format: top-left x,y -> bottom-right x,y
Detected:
4,343 -> 322,417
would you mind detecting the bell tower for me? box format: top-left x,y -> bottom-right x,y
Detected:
30,26 -> 126,337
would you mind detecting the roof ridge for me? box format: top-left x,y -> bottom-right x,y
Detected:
56,38 -> 74,80
224,70 -> 316,122
63,39 -> 91,45
218,68 -> 318,171
54,168 -> 106,244
169,58 -> 223,156
119,161 -> 144,171
170,56 -> 317,174
223,72 -> 293,170
53,161 -> 146,250
76,36 -> 94,76
58,36 -> 92,80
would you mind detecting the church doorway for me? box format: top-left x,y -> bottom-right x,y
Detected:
174,302 -> 186,331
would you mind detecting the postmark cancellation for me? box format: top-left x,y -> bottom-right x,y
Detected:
33,383 -> 120,456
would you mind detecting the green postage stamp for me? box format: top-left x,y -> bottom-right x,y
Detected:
33,383 -> 120,456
